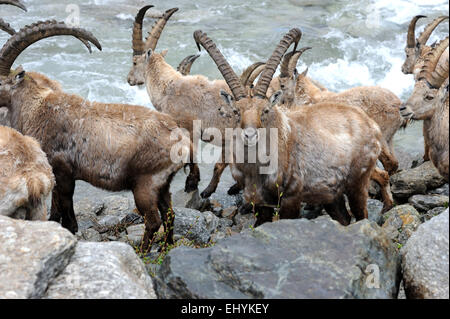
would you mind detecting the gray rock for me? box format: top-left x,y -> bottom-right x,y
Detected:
78,228 -> 102,242
173,208 -> 222,245
101,195 -> 132,218
0,216 -> 76,299
367,199 -> 384,225
74,198 -> 105,217
154,217 -> 401,299
97,214 -> 123,229
408,194 -> 449,212
381,205 -> 422,247
421,206 -> 447,222
172,189 -> 210,212
120,212 -> 144,226
232,212 -> 257,232
125,224 -> 145,247
401,209 -> 449,299
45,242 -> 156,299
390,161 -> 446,199
428,183 -> 449,196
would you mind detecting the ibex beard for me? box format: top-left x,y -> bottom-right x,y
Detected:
170,120 -> 279,175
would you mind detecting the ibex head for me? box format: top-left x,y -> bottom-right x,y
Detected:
128,6 -> 178,86
402,15 -> 448,75
401,38 -> 448,120
0,20 -> 101,107
194,28 -> 302,145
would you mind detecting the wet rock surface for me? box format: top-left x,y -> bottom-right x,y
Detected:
154,217 -> 401,299
401,209 -> 449,299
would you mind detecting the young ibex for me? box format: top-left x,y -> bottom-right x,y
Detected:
0,21 -> 192,250
402,15 -> 449,77
401,38 -> 449,180
0,0 -> 27,35
0,125 -> 54,221
195,28 -> 383,226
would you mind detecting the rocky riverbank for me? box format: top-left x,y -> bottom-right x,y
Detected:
1,160 -> 448,299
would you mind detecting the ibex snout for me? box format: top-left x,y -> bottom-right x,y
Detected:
400,103 -> 413,119
241,127 -> 259,146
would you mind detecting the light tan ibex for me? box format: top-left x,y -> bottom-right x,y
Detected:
0,125 -> 55,221
194,28 -> 384,226
402,15 -> 449,77
0,21 -> 192,250
133,5 -> 267,198
401,38 -> 449,181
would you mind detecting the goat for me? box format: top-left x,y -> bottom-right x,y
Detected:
0,0 -> 26,35
0,21 -> 192,250
401,39 -> 449,181
402,15 -> 449,77
194,28 -> 383,226
0,125 -> 54,221
268,48 -> 401,211
132,5 -> 266,198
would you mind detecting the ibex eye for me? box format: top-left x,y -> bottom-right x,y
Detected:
425,95 -> 434,101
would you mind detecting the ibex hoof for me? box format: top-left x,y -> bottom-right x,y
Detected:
200,188 -> 213,198
227,183 -> 242,195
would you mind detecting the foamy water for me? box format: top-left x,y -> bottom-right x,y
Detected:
1,0 -> 449,157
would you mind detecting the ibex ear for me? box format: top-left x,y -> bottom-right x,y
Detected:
146,49 -> 153,62
269,90 -> 283,107
161,49 -> 168,57
300,67 -> 309,77
220,89 -> 234,106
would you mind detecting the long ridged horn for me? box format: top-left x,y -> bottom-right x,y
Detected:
132,5 -> 154,56
144,7 -> 178,51
280,47 -> 311,78
418,16 -> 449,47
419,37 -> 449,87
0,20 -> 102,76
254,28 -> 302,98
240,62 -> 265,87
0,18 -> 15,35
177,54 -> 200,75
194,30 -> 246,100
0,0 -> 27,11
407,15 -> 426,48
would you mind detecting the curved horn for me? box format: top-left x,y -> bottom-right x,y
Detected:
247,63 -> 266,87
407,15 -> 426,48
0,20 -> 102,76
194,30 -> 246,100
280,47 -> 311,78
177,54 -> 200,76
240,62 -> 265,86
0,0 -> 27,11
144,7 -> 178,51
254,28 -> 302,98
131,5 -> 153,56
418,16 -> 449,47
0,18 -> 15,35
419,37 -> 449,87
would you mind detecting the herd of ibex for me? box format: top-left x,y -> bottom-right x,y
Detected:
1,1 -> 448,249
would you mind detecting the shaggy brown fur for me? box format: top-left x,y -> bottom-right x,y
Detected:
0,125 -> 54,221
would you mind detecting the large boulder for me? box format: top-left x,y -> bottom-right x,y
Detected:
0,216 -> 76,298
408,194 -> 449,212
401,209 -> 449,299
381,205 -> 422,247
44,242 -> 156,299
154,217 -> 401,299
390,162 -> 446,199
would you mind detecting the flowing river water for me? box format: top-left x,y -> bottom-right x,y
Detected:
1,0 -> 449,199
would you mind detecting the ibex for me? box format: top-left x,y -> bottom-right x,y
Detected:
0,0 -> 26,35
132,5 -> 267,198
0,125 -> 54,221
0,21 -> 192,250
194,28 -> 383,226
401,38 -> 449,181
402,15 -> 449,77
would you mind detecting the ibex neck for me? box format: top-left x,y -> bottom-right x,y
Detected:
145,58 -> 181,109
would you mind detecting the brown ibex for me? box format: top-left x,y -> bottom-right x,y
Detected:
0,125 -> 54,221
402,15 -> 449,77
194,28 -> 383,226
0,21 -> 192,250
401,38 -> 449,180
133,5 -> 266,198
